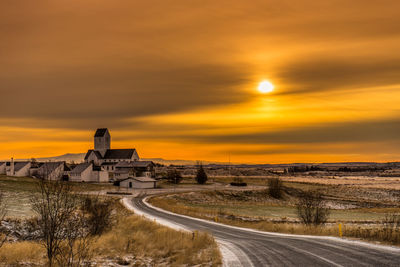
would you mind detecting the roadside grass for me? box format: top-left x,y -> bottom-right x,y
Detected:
0,199 -> 221,266
165,201 -> 391,222
149,193 -> 400,246
94,205 -> 221,266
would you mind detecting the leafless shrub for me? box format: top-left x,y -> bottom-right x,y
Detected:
381,213 -> 400,242
267,178 -> 283,199
56,212 -> 93,267
165,169 -> 182,184
82,195 -> 113,236
296,190 -> 330,225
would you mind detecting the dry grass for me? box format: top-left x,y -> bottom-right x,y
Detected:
94,214 -> 221,266
0,241 -> 45,266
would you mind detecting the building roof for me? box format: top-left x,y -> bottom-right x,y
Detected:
101,162 -> 117,166
133,177 -> 156,182
121,176 -> 156,182
70,163 -> 92,174
38,162 -> 64,173
84,150 -> 103,160
115,161 -> 154,168
14,162 -> 30,172
94,128 -> 108,137
103,149 -> 136,160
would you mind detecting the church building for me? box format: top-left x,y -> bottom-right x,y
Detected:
84,128 -> 139,172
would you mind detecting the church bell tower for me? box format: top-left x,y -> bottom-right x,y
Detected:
94,128 -> 110,157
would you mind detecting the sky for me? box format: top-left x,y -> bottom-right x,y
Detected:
1,0 -> 400,163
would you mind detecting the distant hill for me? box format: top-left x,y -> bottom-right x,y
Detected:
10,153 -> 231,166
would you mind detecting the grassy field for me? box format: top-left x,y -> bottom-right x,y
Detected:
150,189 -> 398,223
0,175 -> 114,217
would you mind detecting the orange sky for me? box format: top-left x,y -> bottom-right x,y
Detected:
1,0 -> 400,163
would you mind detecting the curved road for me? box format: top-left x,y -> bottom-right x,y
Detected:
129,197 -> 400,267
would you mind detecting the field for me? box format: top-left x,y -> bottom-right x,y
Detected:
0,175 -> 221,266
150,174 -> 400,245
0,175 -> 114,217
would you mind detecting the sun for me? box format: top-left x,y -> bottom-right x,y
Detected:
258,80 -> 274,93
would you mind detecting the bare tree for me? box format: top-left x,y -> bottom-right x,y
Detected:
0,191 -> 7,248
165,169 -> 183,184
31,179 -> 78,266
296,190 -> 330,225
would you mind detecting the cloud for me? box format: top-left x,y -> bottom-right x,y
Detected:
277,58 -> 400,95
165,118 -> 400,145
0,62 -> 251,129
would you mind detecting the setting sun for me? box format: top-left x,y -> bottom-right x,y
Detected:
258,80 -> 275,93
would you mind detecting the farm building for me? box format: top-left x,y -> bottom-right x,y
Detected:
114,161 -> 156,180
119,177 -> 157,189
37,162 -> 66,180
69,162 -> 108,183
5,160 -> 31,177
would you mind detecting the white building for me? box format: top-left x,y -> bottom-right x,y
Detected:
119,177 -> 157,189
5,159 -> 31,177
113,161 -> 155,181
69,162 -> 108,183
37,162 -> 66,181
0,162 -> 6,175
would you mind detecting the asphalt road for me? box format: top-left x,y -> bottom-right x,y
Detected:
130,197 -> 400,267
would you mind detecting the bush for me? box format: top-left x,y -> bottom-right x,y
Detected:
82,195 -> 114,236
165,169 -> 183,184
267,178 -> 282,199
230,177 -> 247,186
296,190 -> 330,225
195,163 -> 208,185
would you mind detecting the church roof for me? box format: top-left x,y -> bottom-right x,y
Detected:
103,149 -> 136,160
115,161 -> 154,168
94,128 -> 108,137
84,150 -> 103,160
